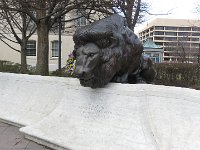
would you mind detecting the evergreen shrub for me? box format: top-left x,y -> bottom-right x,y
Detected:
154,63 -> 200,89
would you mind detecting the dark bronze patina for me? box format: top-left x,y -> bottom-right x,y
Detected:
73,14 -> 156,88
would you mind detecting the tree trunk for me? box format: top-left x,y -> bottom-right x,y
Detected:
36,20 -> 49,76
20,41 -> 27,74
20,30 -> 28,74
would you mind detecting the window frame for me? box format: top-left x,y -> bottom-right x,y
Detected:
26,40 -> 36,56
76,10 -> 87,27
51,40 -> 59,58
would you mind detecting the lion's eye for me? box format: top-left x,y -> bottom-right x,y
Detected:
88,53 -> 94,57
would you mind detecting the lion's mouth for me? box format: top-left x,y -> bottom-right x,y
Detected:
80,76 -> 95,87
80,77 -> 93,82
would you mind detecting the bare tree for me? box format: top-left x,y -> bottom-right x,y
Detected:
0,0 -> 97,75
165,35 -> 193,63
0,7 -> 36,73
111,0 -> 149,31
82,0 -> 149,31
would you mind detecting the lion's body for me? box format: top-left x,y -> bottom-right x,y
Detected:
73,14 -> 156,88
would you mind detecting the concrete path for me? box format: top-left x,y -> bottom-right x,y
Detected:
0,121 -> 52,150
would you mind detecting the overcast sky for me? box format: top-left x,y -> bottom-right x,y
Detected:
135,0 -> 199,32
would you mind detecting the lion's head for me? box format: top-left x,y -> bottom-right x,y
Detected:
73,14 -> 143,88
74,43 -> 102,88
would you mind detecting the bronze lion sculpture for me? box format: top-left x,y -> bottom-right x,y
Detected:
73,14 -> 156,88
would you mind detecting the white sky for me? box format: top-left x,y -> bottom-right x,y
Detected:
135,0 -> 199,32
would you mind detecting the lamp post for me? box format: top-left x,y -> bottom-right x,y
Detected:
198,37 -> 200,63
58,16 -> 62,73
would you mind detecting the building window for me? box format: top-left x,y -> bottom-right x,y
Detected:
191,38 -> 199,41
77,10 -> 86,26
177,42 -> 190,47
155,42 -> 163,46
192,27 -> 200,31
191,43 -> 199,47
165,37 -> 177,41
155,31 -> 164,35
179,27 -> 191,31
52,40 -> 59,57
165,26 -> 177,31
155,26 -> 164,30
154,37 -> 164,40
144,53 -> 161,63
178,32 -> 190,36
191,32 -> 200,36
26,40 -> 36,56
165,32 -> 177,36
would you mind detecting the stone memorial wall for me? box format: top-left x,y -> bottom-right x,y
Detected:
0,72 -> 200,150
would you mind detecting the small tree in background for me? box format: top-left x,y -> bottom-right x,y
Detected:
87,0 -> 149,31
111,0 -> 149,31
165,29 -> 200,63
0,6 -> 36,73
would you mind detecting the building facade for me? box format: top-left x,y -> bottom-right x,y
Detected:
138,18 -> 200,62
0,33 -> 75,71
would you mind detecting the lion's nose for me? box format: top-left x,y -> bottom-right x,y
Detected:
74,67 -> 86,78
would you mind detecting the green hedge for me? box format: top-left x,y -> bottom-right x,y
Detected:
0,60 -> 36,74
154,63 -> 200,89
0,60 -> 21,73
1,60 -> 200,89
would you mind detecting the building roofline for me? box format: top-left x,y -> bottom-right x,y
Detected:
138,18 -> 200,33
